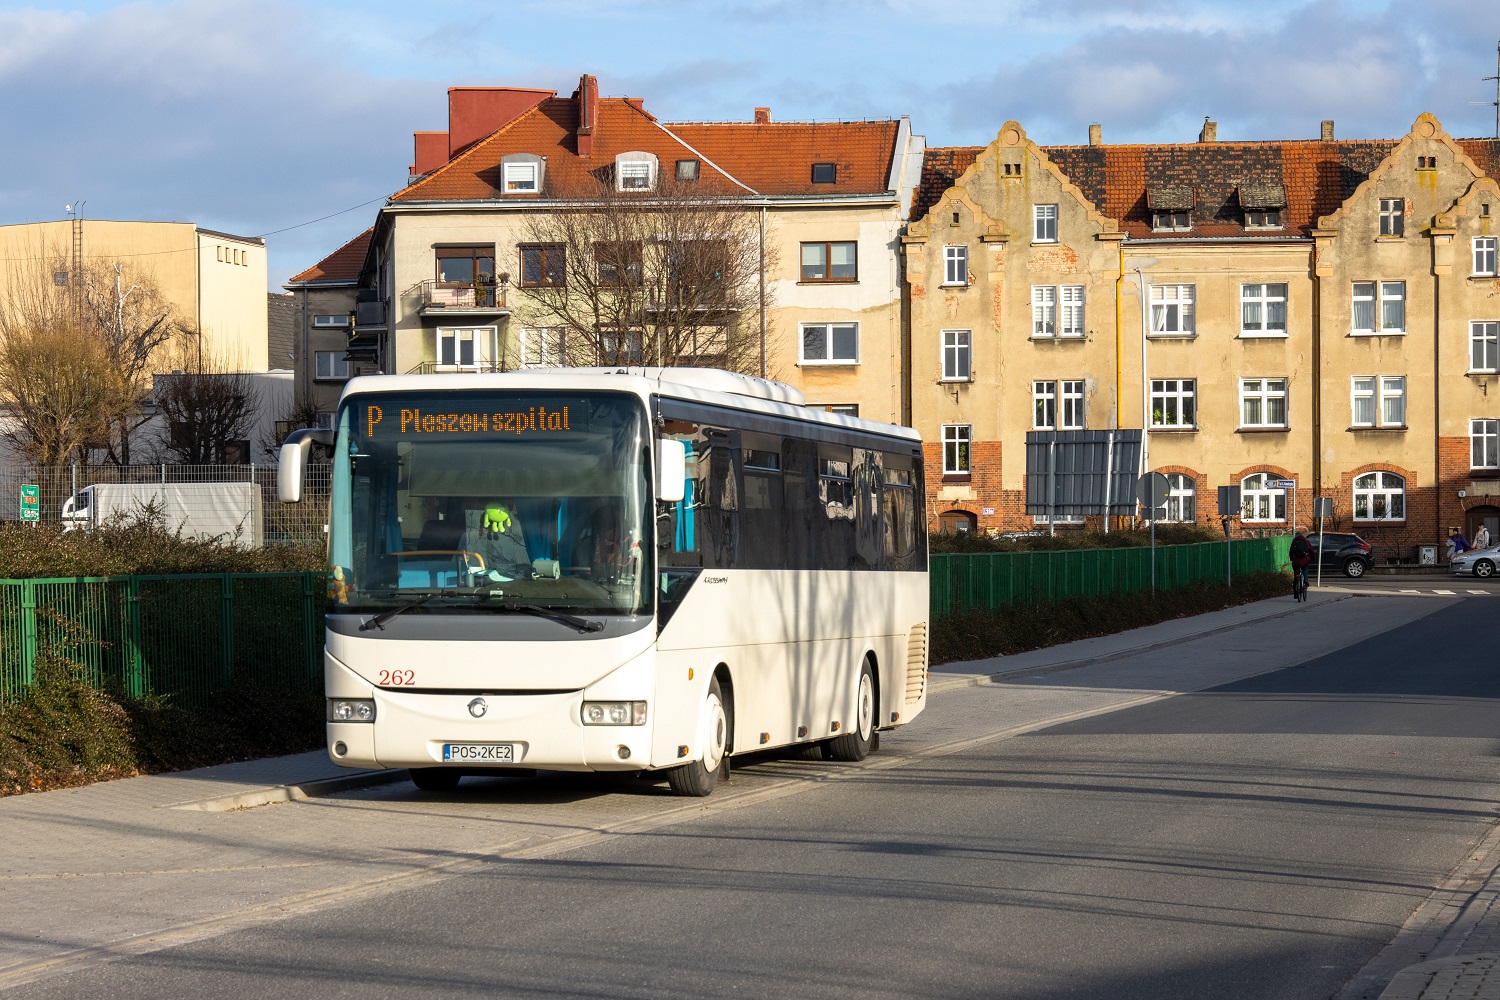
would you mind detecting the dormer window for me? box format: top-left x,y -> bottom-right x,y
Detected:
1239,182 -> 1286,230
811,162 -> 837,184
1147,186 -> 1194,232
500,154 -> 545,195
676,159 -> 700,182
615,152 -> 658,191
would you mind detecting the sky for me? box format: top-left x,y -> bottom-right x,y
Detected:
3,0 -> 1500,289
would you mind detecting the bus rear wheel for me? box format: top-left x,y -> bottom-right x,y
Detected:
828,659 -> 876,762
668,677 -> 729,797
410,767 -> 461,792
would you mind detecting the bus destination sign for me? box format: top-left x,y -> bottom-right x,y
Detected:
363,404 -> 573,438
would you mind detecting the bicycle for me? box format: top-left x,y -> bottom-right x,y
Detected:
1292,565 -> 1309,602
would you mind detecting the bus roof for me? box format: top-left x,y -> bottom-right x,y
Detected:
337,368 -> 922,444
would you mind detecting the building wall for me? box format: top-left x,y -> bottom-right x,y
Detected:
286,284 -> 358,422
195,231 -> 269,371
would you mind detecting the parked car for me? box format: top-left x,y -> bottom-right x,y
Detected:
1307,531 -> 1373,578
1451,544 -> 1499,579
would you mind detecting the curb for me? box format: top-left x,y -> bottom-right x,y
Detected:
1377,954 -> 1500,999
928,592 -> 1356,694
162,767 -> 408,812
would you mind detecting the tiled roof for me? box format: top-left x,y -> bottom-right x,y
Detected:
908,137 -> 1500,237
911,146 -> 980,222
392,99 -> 902,202
287,227 -> 372,284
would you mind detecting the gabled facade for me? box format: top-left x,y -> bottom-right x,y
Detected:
283,227 -> 374,426
347,77 -> 924,424
906,115 -> 1500,553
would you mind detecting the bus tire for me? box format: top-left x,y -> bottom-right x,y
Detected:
828,659 -> 876,762
667,677 -> 728,797
409,767 -> 461,792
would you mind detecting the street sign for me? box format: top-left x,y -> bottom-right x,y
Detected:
19,484 -> 39,522
1217,485 -> 1241,517
1271,479 -> 1296,489
1136,472 -> 1169,508
1313,497 -> 1334,518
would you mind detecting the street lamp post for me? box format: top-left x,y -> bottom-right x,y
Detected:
1129,257 -> 1158,511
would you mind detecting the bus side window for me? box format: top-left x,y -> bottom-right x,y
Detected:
881,452 -> 921,571
702,431 -> 738,569
818,444 -> 855,570
740,433 -> 784,570
782,437 -> 818,571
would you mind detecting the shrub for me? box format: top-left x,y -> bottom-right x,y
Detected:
929,571 -> 1289,665
0,521 -> 324,579
930,524 -> 1226,553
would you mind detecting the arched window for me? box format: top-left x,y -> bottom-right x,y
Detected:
1353,471 -> 1405,521
1164,473 -> 1196,522
938,509 -> 977,534
1241,473 -> 1287,522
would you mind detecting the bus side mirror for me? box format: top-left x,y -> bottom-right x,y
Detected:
279,428 -> 334,503
657,439 -> 687,504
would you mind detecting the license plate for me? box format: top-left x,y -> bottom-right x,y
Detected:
442,743 -> 515,762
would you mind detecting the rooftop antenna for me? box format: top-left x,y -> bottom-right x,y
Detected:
1473,41 -> 1500,139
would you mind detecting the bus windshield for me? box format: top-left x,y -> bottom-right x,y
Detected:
328,390 -> 653,618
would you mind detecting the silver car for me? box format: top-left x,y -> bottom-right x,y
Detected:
1451,544 -> 1499,579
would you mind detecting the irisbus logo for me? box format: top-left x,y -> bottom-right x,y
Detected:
468,698 -> 488,718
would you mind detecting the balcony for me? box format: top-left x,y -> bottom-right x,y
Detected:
406,361 -> 509,375
414,279 -> 509,316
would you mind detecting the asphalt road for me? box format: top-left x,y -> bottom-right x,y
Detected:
7,597 -> 1498,1000
1314,571 -> 1500,596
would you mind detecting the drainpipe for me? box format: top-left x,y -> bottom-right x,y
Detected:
1114,244 -> 1125,432
1435,272 -> 1443,549
1311,268 -> 1321,504
759,205 -> 767,379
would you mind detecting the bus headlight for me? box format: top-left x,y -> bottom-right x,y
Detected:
329,699 -> 376,722
581,701 -> 647,726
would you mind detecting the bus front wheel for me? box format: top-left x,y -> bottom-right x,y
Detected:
828,659 -> 876,762
667,677 -> 729,797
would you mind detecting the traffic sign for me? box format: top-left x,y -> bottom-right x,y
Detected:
1136,472 -> 1170,508
1271,479 -> 1296,489
19,484 -> 39,522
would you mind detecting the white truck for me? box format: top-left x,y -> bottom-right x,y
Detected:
60,482 -> 264,547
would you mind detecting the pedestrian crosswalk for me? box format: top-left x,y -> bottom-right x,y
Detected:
1397,588 -> 1491,595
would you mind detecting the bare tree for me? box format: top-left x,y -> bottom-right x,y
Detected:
0,320 -> 132,466
514,175 -> 775,375
154,344 -> 257,464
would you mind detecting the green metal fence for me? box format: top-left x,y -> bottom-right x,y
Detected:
930,536 -> 1291,615
0,573 -> 325,708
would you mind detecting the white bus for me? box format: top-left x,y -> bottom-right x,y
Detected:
279,367 -> 928,796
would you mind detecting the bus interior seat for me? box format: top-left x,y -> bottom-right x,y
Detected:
416,518 -> 465,550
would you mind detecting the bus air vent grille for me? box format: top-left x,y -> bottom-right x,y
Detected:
905,623 -> 927,704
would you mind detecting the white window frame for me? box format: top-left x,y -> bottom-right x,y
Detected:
1379,198 -> 1405,237
1240,283 -> 1288,337
1031,286 -> 1056,337
1353,471 -> 1406,522
312,314 -> 350,328
615,154 -> 657,192
1475,237 -> 1497,277
942,424 -> 972,475
1241,473 -> 1287,523
1163,473 -> 1195,523
800,321 -> 859,364
1474,418 -> 1500,470
503,162 -> 538,193
1152,210 -> 1190,232
313,351 -> 350,380
1239,377 -> 1289,429
1350,375 -> 1404,429
1150,284 -> 1196,336
1060,379 -> 1085,430
1032,380 -> 1057,430
940,329 -> 972,382
943,245 -> 968,285
1150,378 -> 1196,429
1060,285 -> 1086,337
1033,512 -> 1085,526
1351,281 -> 1405,335
435,326 -> 496,372
1033,204 -> 1058,243
520,326 -> 567,368
1471,321 -> 1499,373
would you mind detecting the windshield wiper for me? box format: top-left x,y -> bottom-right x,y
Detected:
359,592 -> 445,632
475,592 -> 604,633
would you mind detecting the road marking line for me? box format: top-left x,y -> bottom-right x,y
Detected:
1400,589 -> 1421,593
1469,589 -> 1489,595
1433,589 -> 1457,595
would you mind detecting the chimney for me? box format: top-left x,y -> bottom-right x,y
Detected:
412,131 -> 449,176
1088,123 -> 1102,146
574,74 -> 598,158
754,107 -> 771,124
1198,118 -> 1217,143
1321,119 -> 1336,141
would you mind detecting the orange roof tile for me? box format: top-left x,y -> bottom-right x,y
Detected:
288,227 -> 372,283
392,98 -> 902,202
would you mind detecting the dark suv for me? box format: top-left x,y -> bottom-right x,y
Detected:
1307,532 -> 1373,578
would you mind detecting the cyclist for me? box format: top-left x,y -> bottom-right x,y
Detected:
1289,531 -> 1314,600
